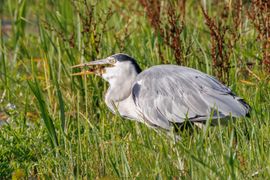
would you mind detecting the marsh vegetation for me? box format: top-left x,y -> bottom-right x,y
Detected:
0,0 -> 269,179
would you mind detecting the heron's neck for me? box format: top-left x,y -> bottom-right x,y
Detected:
105,74 -> 137,104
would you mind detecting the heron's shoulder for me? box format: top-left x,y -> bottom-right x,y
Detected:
134,64 -> 232,94
136,65 -> 202,80
147,64 -> 189,70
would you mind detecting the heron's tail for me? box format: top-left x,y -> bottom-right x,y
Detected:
237,98 -> 251,117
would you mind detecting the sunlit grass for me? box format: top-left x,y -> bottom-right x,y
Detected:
0,0 -> 269,179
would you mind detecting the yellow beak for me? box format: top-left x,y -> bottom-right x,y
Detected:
71,63 -> 95,76
71,59 -> 110,76
71,70 -> 95,76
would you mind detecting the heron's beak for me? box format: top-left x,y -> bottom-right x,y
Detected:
71,58 -> 111,76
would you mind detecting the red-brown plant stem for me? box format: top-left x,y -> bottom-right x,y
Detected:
139,0 -> 185,65
248,0 -> 270,73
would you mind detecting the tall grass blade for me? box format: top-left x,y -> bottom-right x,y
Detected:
28,79 -> 59,149
54,74 -> 66,135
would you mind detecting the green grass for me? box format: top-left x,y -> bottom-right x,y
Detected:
0,0 -> 270,179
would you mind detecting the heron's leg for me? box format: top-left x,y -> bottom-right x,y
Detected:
193,122 -> 205,129
167,127 -> 185,172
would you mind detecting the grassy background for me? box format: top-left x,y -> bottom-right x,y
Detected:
0,0 -> 269,179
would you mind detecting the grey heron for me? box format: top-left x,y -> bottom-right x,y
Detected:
72,53 -> 250,130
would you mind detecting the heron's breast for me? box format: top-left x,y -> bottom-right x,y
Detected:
105,93 -> 141,121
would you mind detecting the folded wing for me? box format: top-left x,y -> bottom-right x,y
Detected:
132,65 -> 250,130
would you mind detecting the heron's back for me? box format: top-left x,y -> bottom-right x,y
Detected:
131,65 -> 250,129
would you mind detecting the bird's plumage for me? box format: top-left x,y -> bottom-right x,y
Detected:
131,65 -> 250,130
72,53 -> 251,131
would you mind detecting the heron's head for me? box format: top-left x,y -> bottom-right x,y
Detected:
72,53 -> 141,84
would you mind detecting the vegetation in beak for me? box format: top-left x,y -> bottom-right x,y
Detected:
71,63 -> 113,76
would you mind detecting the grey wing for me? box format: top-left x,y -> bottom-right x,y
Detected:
131,65 -> 250,130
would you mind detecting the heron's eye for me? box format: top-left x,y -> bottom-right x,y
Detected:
109,58 -> 116,64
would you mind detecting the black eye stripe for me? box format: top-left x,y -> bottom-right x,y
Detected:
111,54 -> 133,62
110,53 -> 142,73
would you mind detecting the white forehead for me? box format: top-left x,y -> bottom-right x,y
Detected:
113,60 -> 132,70
102,61 -> 133,79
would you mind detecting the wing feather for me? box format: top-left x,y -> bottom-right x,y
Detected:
132,65 -> 250,130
